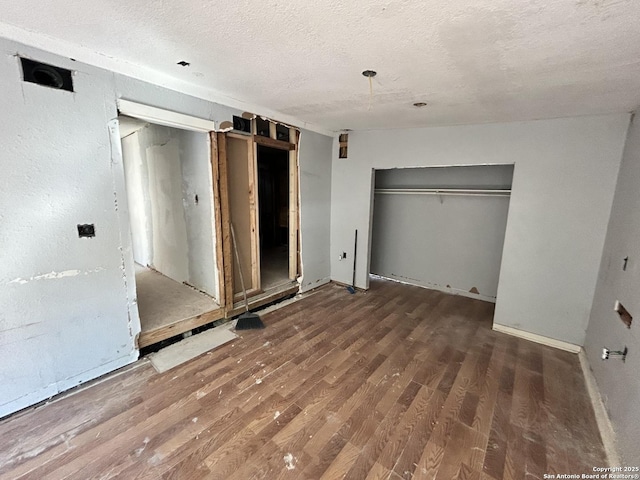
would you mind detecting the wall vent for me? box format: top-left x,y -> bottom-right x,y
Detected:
20,57 -> 74,92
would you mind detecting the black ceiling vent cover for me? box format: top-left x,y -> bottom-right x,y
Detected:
233,115 -> 251,133
20,57 -> 74,92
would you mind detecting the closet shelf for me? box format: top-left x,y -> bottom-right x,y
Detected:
374,188 -> 511,197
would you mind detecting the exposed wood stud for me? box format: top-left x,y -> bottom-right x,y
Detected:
248,139 -> 261,292
210,132 -> 226,309
339,133 -> 349,158
289,127 -> 299,280
216,132 -> 234,311
138,308 -> 225,347
253,135 -> 295,151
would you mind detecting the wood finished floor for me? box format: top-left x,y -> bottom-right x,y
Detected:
0,278 -> 606,479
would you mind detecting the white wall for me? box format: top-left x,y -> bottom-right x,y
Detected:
122,125 -> 217,297
330,115 -> 629,346
584,114 -> 639,465
298,129 -> 333,292
146,126 -> 191,283
0,36 -> 334,418
179,129 -> 218,299
122,128 -> 152,265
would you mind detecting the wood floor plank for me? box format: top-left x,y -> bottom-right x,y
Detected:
0,279 -> 608,480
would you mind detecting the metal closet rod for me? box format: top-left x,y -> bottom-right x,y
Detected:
374,188 -> 511,197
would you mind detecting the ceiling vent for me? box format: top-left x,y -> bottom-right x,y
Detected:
20,57 -> 74,92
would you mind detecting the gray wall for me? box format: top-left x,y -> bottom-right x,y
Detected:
371,165 -> 512,301
584,115 -> 639,465
330,115 -> 629,346
0,36 -> 333,417
298,129 -> 333,292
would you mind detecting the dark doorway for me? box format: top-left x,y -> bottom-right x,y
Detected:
257,145 -> 290,289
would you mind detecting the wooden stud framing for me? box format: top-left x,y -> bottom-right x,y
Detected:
210,132 -> 227,308
138,308 -> 225,348
248,134 -> 261,292
216,132 -> 235,310
225,131 -> 260,296
253,135 -> 296,151
214,118 -> 300,321
289,127 -> 299,279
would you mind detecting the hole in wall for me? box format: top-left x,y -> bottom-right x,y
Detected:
77,224 -> 95,238
256,117 -> 270,137
195,194 -> 199,205
276,124 -> 290,142
339,133 -> 348,159
20,57 -> 74,92
232,115 -> 251,133
614,300 -> 633,328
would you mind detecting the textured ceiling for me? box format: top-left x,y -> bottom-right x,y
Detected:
1,0 -> 640,132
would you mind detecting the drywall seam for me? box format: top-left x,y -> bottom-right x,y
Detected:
108,118 -> 142,352
492,324 -> 581,353
578,349 -> 621,467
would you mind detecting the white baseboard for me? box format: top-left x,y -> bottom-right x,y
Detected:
578,349 -> 621,467
492,323 -> 581,353
370,274 -> 496,303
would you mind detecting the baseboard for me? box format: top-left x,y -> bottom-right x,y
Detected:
369,274 -> 496,303
492,323 -> 581,353
578,349 -> 621,467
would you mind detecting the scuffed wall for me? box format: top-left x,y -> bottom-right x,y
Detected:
0,36 -> 333,418
584,114 -> 639,464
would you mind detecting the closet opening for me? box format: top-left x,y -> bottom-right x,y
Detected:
370,164 -> 514,303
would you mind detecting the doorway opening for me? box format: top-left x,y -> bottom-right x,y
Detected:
118,115 -> 222,347
257,145 -> 290,290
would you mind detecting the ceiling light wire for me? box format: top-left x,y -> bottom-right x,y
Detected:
362,70 -> 377,111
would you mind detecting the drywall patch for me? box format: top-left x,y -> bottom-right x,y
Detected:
219,120 -> 233,130
8,268 -> 105,285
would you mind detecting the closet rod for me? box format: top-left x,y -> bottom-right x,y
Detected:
375,188 -> 511,197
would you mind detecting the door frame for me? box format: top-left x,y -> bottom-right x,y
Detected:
213,119 -> 300,315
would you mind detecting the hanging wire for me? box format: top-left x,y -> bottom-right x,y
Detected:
362,70 -> 377,111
